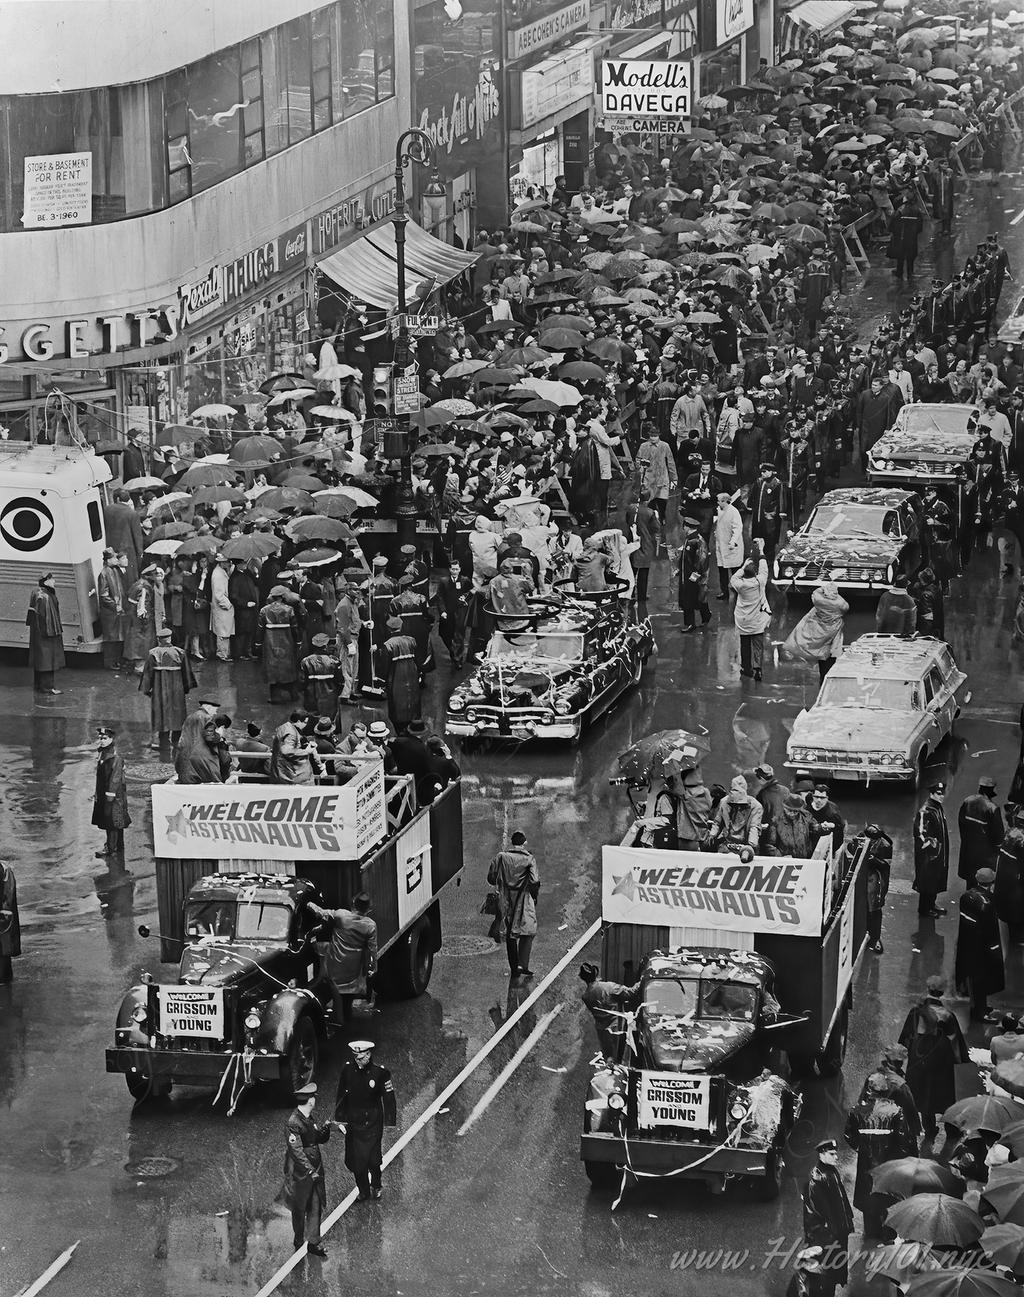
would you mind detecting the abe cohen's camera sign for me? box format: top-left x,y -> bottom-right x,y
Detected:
601,59 -> 691,120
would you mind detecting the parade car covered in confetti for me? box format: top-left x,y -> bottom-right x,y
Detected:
445,598 -> 654,743
866,402 -> 980,488
772,487 -> 922,594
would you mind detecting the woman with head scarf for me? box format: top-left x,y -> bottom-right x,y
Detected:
174,711 -> 225,784
780,581 -> 849,681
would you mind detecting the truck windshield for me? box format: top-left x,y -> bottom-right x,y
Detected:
184,901 -> 235,940
236,900 -> 292,942
699,982 -> 758,1021
644,978 -> 698,1019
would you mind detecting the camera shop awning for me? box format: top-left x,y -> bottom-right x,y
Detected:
318,220 -> 478,311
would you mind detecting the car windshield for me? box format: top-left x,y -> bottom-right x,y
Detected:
488,631 -> 584,663
699,981 -> 758,1021
184,900 -> 235,940
900,406 -> 976,436
818,676 -> 919,710
235,900 -> 293,942
806,504 -> 887,538
644,977 -> 698,1019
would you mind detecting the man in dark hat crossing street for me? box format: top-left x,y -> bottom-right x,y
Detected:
334,1041 -> 397,1201
957,777 -> 1004,888
800,1139 -> 853,1295
26,574 -> 64,695
283,1082 -> 331,1256
913,783 -> 949,919
955,867 -> 1005,1023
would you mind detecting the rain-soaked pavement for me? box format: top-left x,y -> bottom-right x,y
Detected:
5,170 -> 1024,1297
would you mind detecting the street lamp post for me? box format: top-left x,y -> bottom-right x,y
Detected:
391,128 -> 436,550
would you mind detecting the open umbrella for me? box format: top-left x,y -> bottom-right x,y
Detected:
503,346 -> 552,368
147,491 -> 192,517
518,377 -> 582,407
444,359 -> 488,379
228,392 -> 266,407
266,388 -> 316,406
258,487 -> 315,514
686,310 -> 723,325
518,398 -> 560,415
313,485 -> 378,509
539,328 -> 587,350
150,521 -> 194,541
144,539 -> 183,557
178,463 -> 240,489
943,1095 -> 1024,1135
885,1194 -> 984,1247
431,398 -> 479,416
410,407 -> 453,431
293,546 -> 342,567
617,730 -> 711,782
308,405 -> 356,421
282,471 -> 326,491
587,338 -> 635,364
906,1273 -> 1020,1297
313,363 -> 361,381
232,435 -> 284,463
927,120 -> 962,138
312,493 -> 358,519
222,534 -> 281,562
176,535 -> 219,558
157,424 -> 203,447
981,1163 -> 1024,1225
123,476 -> 169,493
416,443 -> 464,458
981,1222 -> 1024,1275
190,484 -> 247,507
536,268 -> 580,285
473,367 -> 518,387
751,202 -> 789,222
260,374 -> 307,393
872,1158 -> 966,1200
785,223 -> 826,244
285,516 -> 354,545
539,313 -> 592,332
189,404 -> 237,419
927,66 -> 960,80
559,361 -> 606,383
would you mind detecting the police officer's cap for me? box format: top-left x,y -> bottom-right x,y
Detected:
295,1082 -> 318,1098
979,775 -> 997,791
816,1138 -> 838,1153
349,1040 -> 375,1054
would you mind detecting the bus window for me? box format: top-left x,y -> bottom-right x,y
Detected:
87,500 -> 102,542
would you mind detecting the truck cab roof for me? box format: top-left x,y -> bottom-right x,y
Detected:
645,948 -> 774,987
186,873 -> 319,906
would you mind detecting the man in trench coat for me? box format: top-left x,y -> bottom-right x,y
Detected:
93,726 -> 131,856
957,776 -> 1004,887
26,574 -> 64,694
898,974 -> 968,1139
955,867 -> 1005,1023
140,627 -> 196,749
306,892 -> 378,1024
283,1082 -> 331,1255
913,782 -> 949,918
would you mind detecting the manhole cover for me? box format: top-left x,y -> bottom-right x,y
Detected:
129,762 -> 175,782
440,935 -> 501,958
125,1156 -> 181,1178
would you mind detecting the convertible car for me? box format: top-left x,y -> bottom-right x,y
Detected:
772,487 -> 922,594
445,596 -> 654,743
866,402 -> 980,488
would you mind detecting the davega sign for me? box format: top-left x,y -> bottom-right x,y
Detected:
602,846 -> 827,937
152,762 -> 386,861
601,59 -> 691,119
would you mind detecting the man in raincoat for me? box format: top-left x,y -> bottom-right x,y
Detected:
677,515 -> 711,632
380,615 -> 420,732
93,726 -> 130,857
300,633 -> 340,718
843,1072 -> 917,1239
957,776 -> 1004,887
283,1083 -> 331,1255
255,586 -> 300,703
307,892 -> 378,1024
955,867 -> 1005,1023
140,627 -> 196,749
913,782 -> 949,919
0,861 -> 20,983
898,974 -> 967,1140
26,573 -> 65,694
487,830 -> 540,979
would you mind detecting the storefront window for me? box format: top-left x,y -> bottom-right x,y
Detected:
699,39 -> 741,97
0,0 -> 396,232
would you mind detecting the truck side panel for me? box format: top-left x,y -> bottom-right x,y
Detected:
430,783 -> 464,893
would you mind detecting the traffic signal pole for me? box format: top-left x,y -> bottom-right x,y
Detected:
391,128 -> 435,550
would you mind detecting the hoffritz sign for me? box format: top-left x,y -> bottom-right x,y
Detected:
602,846 -> 827,936
507,0 -> 590,60
717,0 -> 753,42
152,763 -> 386,861
601,59 -> 691,118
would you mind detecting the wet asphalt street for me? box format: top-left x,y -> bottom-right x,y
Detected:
5,170 -> 1024,1297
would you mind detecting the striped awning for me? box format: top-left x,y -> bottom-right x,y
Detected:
318,220 -> 478,311
780,0 -> 859,50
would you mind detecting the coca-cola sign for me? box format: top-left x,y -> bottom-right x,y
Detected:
278,222 -> 308,269
717,0 -> 753,42
177,266 -> 222,328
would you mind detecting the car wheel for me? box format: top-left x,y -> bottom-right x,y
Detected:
379,911 -> 435,999
584,1160 -> 622,1192
756,1149 -> 784,1201
913,749 -> 928,790
280,1014 -> 318,1103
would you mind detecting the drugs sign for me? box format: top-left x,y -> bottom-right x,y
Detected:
637,1072 -> 711,1129
601,60 -> 691,119
159,986 -> 225,1038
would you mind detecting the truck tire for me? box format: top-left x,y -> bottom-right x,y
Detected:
381,913 -> 434,999
756,1149 -> 784,1201
279,1014 -> 319,1102
817,1005 -> 849,1079
125,1072 -> 171,1102
584,1160 -> 621,1192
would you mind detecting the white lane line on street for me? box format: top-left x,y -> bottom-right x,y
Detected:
457,1003 -> 564,1136
254,917 -> 602,1297
17,1242 -> 79,1297
1011,207 -> 1024,226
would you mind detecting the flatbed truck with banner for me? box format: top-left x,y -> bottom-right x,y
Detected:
579,829 -> 868,1196
105,755 -> 462,1106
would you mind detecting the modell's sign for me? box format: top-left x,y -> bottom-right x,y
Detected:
177,266 -> 223,329
152,763 -> 386,861
601,59 -> 691,118
602,846 -> 827,937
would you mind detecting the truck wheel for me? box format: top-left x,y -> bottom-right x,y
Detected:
756,1150 -> 784,1201
817,1006 -> 849,1079
125,1072 -> 171,1102
381,915 -> 434,999
585,1160 -> 621,1192
787,1051 -> 816,1079
280,1014 -> 319,1102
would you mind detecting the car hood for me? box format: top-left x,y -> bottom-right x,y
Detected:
872,430 -> 975,462
179,943 -> 285,987
780,534 -> 901,566
641,1013 -> 756,1072
790,706 -> 916,751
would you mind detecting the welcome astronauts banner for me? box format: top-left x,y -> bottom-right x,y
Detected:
152,762 -> 386,862
602,846 -> 827,937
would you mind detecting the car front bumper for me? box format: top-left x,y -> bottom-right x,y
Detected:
580,1132 -> 773,1177
106,1046 -> 281,1087
446,716 -> 581,741
771,577 -> 889,593
783,758 -> 915,783
867,465 -> 955,485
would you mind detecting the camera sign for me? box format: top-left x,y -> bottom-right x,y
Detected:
159,986 -> 225,1038
601,59 -> 691,120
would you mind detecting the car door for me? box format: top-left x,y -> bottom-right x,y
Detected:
898,503 -> 922,573
922,665 -> 954,740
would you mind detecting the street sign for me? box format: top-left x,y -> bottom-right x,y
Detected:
393,373 -> 422,415
389,313 -> 442,339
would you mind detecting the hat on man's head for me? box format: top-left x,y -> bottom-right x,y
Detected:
372,554 -> 389,569
313,717 -> 335,735
754,763 -> 774,780
406,718 -> 428,736
349,1040 -> 374,1054
976,867 -> 996,886
295,1082 -> 318,1098
979,775 -> 997,792
367,721 -> 390,740
881,1043 -> 908,1067
926,974 -> 947,996
246,721 -> 262,738
816,1139 -> 838,1154
157,627 -> 173,640
311,633 -> 330,649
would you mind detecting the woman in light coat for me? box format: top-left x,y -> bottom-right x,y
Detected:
731,554 -> 771,680
468,515 -> 500,589
210,555 -> 235,662
714,491 -> 744,600
780,581 -> 849,681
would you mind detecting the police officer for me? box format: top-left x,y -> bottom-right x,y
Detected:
957,776 -> 1005,888
334,1040 -> 397,1201
283,1082 -> 331,1256
801,1139 -> 854,1295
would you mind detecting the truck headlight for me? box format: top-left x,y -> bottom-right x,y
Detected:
729,1101 -> 748,1121
131,1004 -> 148,1025
608,1092 -> 626,1111
465,708 -> 478,723
448,695 -> 465,712
783,565 -> 795,578
244,1011 -> 261,1031
540,710 -> 554,724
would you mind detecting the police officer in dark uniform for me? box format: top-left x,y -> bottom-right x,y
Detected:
283,1081 -> 331,1256
334,1040 -> 397,1201
801,1139 -> 854,1294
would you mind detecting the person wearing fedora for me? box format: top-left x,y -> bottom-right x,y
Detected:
93,727 -> 130,857
955,867 -> 1005,1023
140,627 -> 196,750
283,1081 -> 331,1256
957,776 -> 1004,888
26,573 -> 64,694
334,1040 -> 397,1202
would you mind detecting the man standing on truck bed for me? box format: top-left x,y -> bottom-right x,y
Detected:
334,1040 -> 397,1201
307,892 -> 378,1024
283,1081 -> 331,1256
